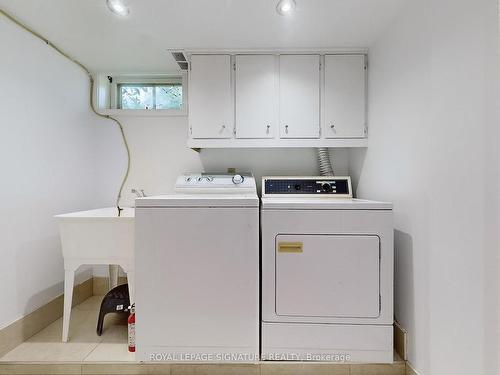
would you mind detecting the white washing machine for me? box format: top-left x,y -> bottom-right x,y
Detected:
135,173 -> 259,362
261,176 -> 393,363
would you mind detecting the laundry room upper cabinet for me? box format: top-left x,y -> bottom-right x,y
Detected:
189,55 -> 233,139
279,55 -> 320,138
186,52 -> 368,148
323,55 -> 367,138
235,55 -> 277,139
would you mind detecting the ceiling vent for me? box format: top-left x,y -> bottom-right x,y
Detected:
171,51 -> 188,70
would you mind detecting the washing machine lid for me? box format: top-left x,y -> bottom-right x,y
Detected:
261,197 -> 392,210
136,194 -> 259,208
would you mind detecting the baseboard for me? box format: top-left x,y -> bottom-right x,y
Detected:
92,276 -> 128,296
406,361 -> 419,375
394,320 -> 407,360
0,277 -> 93,358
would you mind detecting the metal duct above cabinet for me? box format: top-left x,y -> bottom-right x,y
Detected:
187,53 -> 367,148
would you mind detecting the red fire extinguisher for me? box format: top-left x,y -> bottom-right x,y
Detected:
128,303 -> 135,352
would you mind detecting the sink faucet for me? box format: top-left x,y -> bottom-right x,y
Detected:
132,188 -> 146,198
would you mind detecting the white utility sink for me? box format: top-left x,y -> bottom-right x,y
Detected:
55,207 -> 134,261
55,207 -> 135,342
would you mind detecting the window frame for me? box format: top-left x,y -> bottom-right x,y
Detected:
95,73 -> 187,117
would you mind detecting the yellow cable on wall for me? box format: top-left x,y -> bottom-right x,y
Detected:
0,8 -> 131,216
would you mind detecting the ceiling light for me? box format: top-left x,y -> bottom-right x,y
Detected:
106,0 -> 129,17
276,0 -> 296,16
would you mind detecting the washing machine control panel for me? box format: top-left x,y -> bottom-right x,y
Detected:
263,176 -> 352,198
175,173 -> 256,193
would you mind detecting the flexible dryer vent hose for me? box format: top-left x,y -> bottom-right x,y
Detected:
317,148 -> 334,176
0,8 -> 130,216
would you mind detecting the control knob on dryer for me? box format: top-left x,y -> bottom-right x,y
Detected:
321,182 -> 333,193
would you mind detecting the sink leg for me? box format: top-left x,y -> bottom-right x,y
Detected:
109,265 -> 119,290
62,269 -> 75,342
126,270 -> 135,305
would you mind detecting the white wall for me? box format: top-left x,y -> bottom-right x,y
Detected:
482,2 -> 500,372
351,0 -> 500,374
0,17 -> 124,329
113,116 -> 350,208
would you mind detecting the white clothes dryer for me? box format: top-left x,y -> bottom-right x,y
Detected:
260,176 -> 393,363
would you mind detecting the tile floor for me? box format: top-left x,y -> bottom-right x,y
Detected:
0,295 -> 406,374
0,296 -> 134,363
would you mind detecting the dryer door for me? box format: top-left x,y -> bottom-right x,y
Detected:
275,234 -> 380,318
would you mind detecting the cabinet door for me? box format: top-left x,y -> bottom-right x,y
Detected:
279,55 -> 320,138
323,55 -> 366,138
189,55 -> 232,139
235,55 -> 277,139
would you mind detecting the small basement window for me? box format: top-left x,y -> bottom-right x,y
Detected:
95,74 -> 186,115
118,83 -> 182,110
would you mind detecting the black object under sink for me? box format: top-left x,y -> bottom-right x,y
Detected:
96,283 -> 130,336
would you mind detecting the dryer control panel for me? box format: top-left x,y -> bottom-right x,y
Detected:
262,176 -> 352,198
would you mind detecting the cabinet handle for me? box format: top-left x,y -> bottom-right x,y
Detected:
285,125 -> 289,134
266,124 -> 270,133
